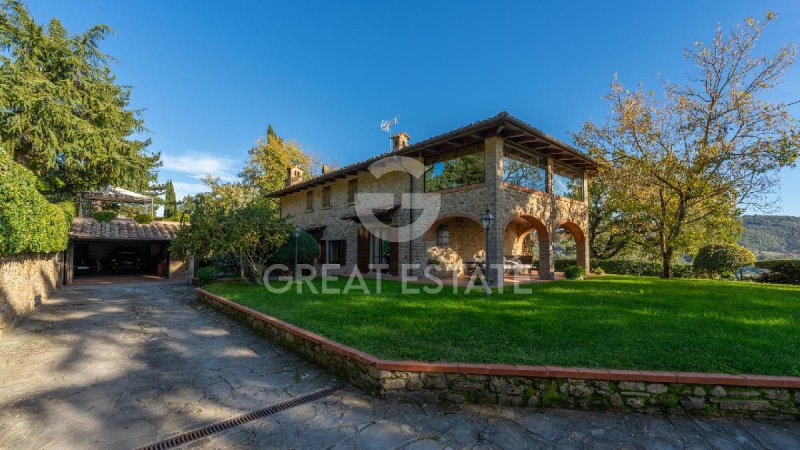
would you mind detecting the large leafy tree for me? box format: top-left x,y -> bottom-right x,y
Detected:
172,177 -> 290,282
575,12 -> 799,277
0,0 -> 159,200
239,125 -> 315,195
586,177 -> 639,259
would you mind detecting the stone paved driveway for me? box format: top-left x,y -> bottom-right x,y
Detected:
1,282 -> 799,449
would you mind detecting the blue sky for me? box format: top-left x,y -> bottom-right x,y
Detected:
27,1 -> 800,215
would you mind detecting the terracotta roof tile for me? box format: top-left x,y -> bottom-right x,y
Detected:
69,217 -> 181,241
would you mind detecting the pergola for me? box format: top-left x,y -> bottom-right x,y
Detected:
78,187 -> 154,217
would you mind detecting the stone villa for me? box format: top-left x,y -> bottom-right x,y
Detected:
268,112 -> 595,284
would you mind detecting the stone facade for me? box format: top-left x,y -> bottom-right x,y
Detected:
278,135 -> 591,282
0,252 -> 62,336
197,288 -> 800,420
280,168 -> 413,275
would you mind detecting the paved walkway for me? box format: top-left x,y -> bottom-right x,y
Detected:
0,283 -> 798,449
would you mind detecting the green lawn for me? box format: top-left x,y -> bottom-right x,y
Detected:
204,275 -> 800,376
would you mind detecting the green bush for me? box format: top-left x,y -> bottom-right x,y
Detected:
163,213 -> 188,222
548,258 -> 691,277
0,149 -> 71,255
693,244 -> 755,280
269,230 -> 320,271
205,253 -> 241,276
564,265 -> 585,280
196,265 -> 219,286
93,211 -> 117,222
134,213 -> 153,224
594,259 -> 693,278
754,260 -> 800,285
553,258 -> 576,272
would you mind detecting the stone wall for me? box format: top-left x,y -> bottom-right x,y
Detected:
197,288 -> 800,420
378,371 -> 799,420
0,252 -> 62,336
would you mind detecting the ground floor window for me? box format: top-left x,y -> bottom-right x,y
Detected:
324,240 -> 346,265
370,233 -> 390,267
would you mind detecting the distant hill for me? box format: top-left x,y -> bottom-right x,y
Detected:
740,215 -> 800,260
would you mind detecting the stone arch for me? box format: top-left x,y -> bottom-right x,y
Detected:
557,221 -> 590,272
423,213 -> 485,274
504,215 -> 554,280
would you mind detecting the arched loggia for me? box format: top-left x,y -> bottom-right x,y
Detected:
558,221 -> 590,273
504,215 -> 554,280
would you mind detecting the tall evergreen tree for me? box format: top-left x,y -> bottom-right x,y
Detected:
163,180 -> 177,218
0,1 -> 160,200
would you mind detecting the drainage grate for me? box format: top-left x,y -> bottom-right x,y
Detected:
135,385 -> 345,450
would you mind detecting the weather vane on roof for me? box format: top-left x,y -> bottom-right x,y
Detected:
380,116 -> 399,151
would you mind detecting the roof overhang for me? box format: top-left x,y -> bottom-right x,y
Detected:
267,112 -> 596,198
69,237 -> 173,243
340,205 -> 400,224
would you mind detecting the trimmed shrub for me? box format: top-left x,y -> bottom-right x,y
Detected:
0,149 -> 72,255
754,260 -> 800,285
134,213 -> 153,224
93,211 -> 117,222
195,265 -> 219,286
693,244 -> 755,280
564,265 -> 585,280
548,258 -> 691,277
554,258 -> 576,272
591,259 -> 693,278
269,230 -> 320,270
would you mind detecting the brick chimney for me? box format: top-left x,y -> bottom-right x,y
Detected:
285,166 -> 304,188
392,132 -> 410,151
321,164 -> 330,174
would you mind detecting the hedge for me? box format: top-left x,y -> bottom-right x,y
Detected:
754,260 -> 800,285
0,149 -> 72,256
552,258 -> 693,278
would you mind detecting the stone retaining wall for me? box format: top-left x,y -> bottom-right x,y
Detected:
0,252 -> 62,336
197,288 -> 800,420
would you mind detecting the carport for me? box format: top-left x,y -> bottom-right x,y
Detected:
64,187 -> 187,285
66,218 -> 186,285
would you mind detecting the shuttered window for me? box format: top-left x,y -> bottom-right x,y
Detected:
322,186 -> 331,208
